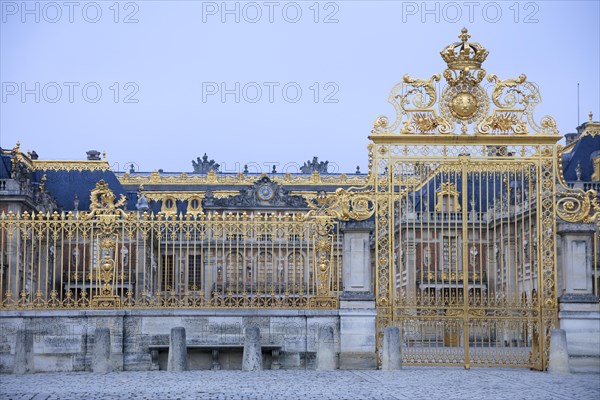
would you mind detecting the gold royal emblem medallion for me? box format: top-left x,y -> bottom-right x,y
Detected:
450,91 -> 478,119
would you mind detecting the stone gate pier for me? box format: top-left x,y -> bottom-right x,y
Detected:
557,221 -> 600,373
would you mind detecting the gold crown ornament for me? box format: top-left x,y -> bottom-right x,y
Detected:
440,27 -> 489,71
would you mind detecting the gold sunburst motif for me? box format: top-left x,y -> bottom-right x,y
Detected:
490,112 -> 517,132
414,113 -> 439,133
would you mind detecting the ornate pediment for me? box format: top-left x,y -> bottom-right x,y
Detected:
203,176 -> 306,208
371,28 -> 559,137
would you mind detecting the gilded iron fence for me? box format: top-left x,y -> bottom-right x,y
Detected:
592,228 -> 600,299
0,183 -> 342,309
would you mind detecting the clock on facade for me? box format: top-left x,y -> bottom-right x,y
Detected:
257,184 -> 274,201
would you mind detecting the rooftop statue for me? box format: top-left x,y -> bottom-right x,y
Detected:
192,153 -> 220,174
136,187 -> 150,211
300,157 -> 329,174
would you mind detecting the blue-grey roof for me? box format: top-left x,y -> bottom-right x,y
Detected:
33,170 -> 134,211
412,170 -> 517,212
562,134 -> 600,182
0,152 -> 11,179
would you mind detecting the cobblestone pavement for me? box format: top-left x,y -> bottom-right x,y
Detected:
1,368 -> 599,400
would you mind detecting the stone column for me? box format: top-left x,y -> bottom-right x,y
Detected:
316,325 -> 336,370
92,328 -> 111,373
167,327 -> 188,372
381,326 -> 401,370
89,313 -> 124,371
339,221 -> 377,369
242,325 -> 262,371
13,327 -> 34,374
556,222 -> 600,373
548,329 -> 570,374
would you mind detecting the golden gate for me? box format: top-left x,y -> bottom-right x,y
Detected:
365,28 -> 560,369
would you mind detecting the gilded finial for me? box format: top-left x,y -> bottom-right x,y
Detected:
102,150 -> 106,160
589,111 -> 593,122
459,27 -> 470,42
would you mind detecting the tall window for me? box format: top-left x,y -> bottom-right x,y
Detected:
442,237 -> 458,271
287,252 -> 304,285
161,255 -> 175,291
258,252 -> 273,283
423,246 -> 431,267
225,252 -> 244,284
188,255 -> 202,290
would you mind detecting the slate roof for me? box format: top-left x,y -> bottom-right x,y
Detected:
0,151 -> 12,179
562,133 -> 600,182
31,169 -> 133,211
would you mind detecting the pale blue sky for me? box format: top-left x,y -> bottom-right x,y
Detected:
1,0 -> 599,174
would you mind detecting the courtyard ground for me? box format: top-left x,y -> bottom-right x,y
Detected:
1,367 -> 599,400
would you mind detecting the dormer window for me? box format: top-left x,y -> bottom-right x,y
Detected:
435,182 -> 461,212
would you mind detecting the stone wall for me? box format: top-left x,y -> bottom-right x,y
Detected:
0,309 -> 346,373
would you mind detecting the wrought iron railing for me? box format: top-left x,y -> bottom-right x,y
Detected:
0,183 -> 342,309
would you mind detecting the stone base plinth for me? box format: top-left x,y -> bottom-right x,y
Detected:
559,299 -> 600,373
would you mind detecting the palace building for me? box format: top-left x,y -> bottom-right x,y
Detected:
0,29 -> 598,373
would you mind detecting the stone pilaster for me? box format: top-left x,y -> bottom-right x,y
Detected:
338,221 -> 377,369
557,222 -> 597,298
556,222 -> 600,373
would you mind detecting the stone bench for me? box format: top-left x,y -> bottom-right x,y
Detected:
148,344 -> 282,370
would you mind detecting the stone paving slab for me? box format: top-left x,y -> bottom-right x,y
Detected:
0,368 -> 598,400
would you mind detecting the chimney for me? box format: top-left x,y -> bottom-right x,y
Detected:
86,150 -> 101,161
564,132 -> 578,146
